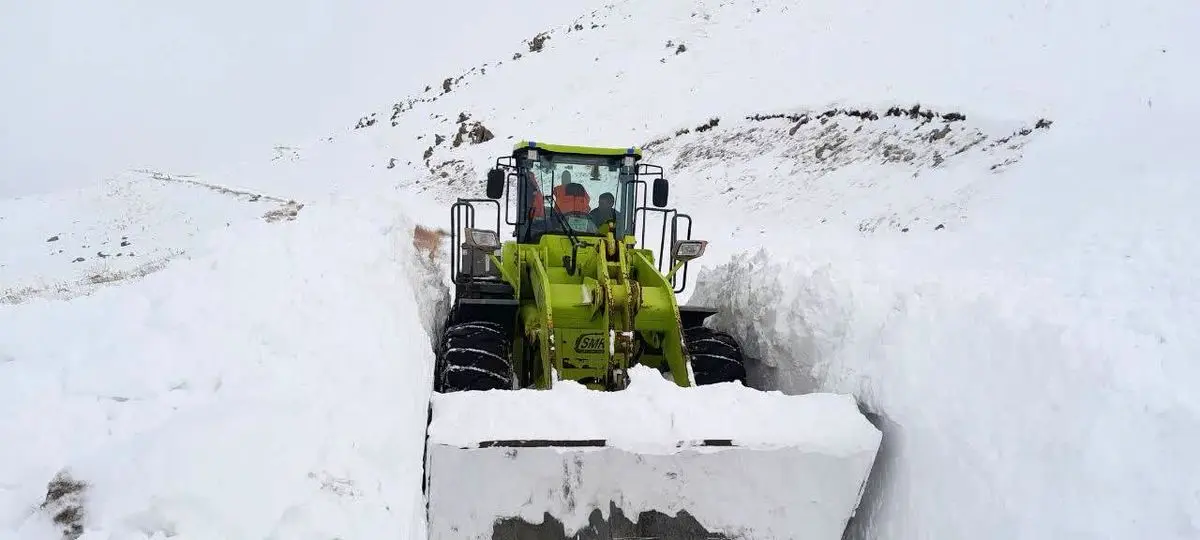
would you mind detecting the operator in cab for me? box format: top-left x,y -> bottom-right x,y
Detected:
589,192 -> 619,229
524,169 -> 546,219
551,170 -> 591,214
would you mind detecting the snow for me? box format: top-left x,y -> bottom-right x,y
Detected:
430,364 -> 878,453
695,246 -> 1199,538
673,106 -> 1200,539
427,365 -> 879,538
674,92 -> 1200,540
0,171 -> 299,304
0,194 -> 443,539
427,442 -> 874,540
3,0 -> 1199,538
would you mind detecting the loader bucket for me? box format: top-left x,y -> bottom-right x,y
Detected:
424,366 -> 881,540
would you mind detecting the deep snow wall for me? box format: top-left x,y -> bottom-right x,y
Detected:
686,123 -> 1200,539
0,190 -> 449,539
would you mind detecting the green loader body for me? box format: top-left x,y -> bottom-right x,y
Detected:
434,141 -> 745,394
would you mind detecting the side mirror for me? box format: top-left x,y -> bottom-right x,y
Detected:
652,177 -> 669,207
485,168 -> 505,199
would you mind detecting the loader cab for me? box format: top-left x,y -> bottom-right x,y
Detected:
488,141 -> 663,244
468,140 -> 695,293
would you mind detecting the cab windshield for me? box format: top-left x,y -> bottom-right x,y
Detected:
517,153 -> 633,241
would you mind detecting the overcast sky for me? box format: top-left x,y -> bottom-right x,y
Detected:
0,0 -> 593,198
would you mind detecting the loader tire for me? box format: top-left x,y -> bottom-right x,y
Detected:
684,326 -> 747,385
436,321 -> 514,392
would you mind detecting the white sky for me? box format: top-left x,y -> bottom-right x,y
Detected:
0,0 -> 596,197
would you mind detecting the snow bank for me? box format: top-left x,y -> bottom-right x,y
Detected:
690,236 -> 1200,539
426,365 -> 880,539
0,196 -> 444,539
639,35 -> 1200,536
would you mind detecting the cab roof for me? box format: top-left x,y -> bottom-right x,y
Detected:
512,140 -> 642,159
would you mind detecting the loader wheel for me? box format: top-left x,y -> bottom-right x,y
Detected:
684,326 -> 747,386
436,321 -> 514,392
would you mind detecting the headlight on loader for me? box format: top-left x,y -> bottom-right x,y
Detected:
672,239 -> 708,262
464,228 -> 500,252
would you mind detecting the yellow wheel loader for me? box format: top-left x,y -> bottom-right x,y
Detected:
422,141 -> 881,539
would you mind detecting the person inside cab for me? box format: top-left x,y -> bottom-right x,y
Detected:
523,169 -> 545,219
589,192 -> 619,229
551,170 -> 590,214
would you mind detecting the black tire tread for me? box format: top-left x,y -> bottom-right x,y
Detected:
437,320 -> 514,392
683,326 -> 747,385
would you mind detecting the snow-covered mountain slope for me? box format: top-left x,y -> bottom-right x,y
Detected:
3,0 -> 1197,538
343,0 -> 1192,199
0,170 -> 302,305
1,191 -> 446,539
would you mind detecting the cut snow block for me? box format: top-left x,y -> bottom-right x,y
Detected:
425,366 -> 881,539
